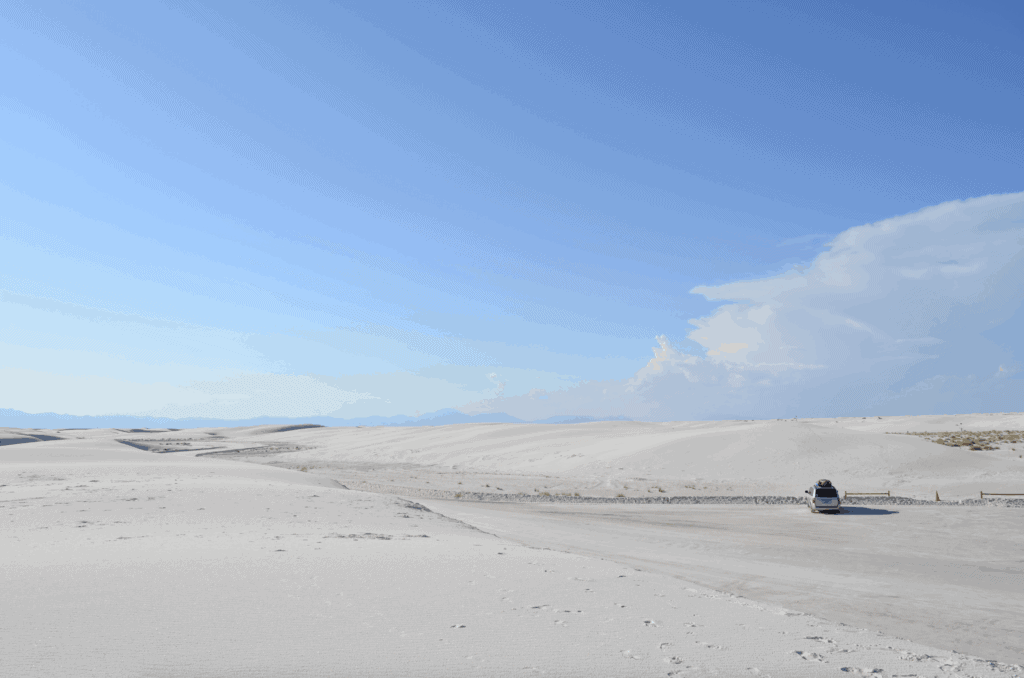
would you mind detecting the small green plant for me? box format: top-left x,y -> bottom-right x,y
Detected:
616,493 -> 625,498
658,487 -> 665,493
540,491 -> 551,496
573,492 -> 580,496
455,492 -> 462,498
299,466 -> 308,472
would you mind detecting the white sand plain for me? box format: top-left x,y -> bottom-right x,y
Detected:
2,413 -> 1023,676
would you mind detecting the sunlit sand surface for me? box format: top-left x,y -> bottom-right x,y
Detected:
3,414 -> 1022,675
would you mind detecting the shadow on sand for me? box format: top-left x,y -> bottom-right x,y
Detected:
837,506 -> 899,516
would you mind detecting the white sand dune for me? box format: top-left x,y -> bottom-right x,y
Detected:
213,413 -> 1024,498
2,416 -> 1023,676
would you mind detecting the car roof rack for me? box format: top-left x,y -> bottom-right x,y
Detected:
817,479 -> 832,487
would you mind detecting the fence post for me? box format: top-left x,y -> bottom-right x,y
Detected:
935,491 -> 939,502
980,491 -> 984,500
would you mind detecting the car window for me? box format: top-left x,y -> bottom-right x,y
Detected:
815,488 -> 838,498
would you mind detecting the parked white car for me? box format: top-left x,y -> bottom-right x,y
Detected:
805,479 -> 841,513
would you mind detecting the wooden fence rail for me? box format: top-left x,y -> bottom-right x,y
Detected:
843,491 -> 890,498
980,492 -> 1024,498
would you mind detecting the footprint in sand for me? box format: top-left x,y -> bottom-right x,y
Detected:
839,668 -> 882,675
644,619 -> 660,627
794,651 -> 826,662
621,649 -> 646,660
450,624 -> 466,629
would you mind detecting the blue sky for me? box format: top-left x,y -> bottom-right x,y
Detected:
1,0 -> 1022,421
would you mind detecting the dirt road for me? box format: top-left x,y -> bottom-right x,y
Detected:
424,500 -> 1024,664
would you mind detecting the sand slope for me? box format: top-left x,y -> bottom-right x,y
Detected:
192,413 -> 1024,498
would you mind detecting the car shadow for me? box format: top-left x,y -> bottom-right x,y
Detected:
838,506 -> 899,516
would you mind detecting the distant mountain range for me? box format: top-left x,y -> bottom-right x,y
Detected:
0,407 -> 630,430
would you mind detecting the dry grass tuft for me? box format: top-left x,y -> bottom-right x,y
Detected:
899,429 -> 1023,451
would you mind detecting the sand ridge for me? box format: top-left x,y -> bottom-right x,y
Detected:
163,412 -> 1024,499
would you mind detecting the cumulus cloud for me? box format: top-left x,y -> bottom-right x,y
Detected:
487,371 -> 506,397
463,192 -> 1024,420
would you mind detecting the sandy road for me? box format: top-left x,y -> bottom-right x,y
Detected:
424,499 -> 1024,665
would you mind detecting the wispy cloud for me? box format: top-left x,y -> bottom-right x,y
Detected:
139,373 -> 379,420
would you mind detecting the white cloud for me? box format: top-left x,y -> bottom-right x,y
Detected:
462,192 -> 1024,420
628,335 -> 700,386
486,371 -> 506,397
140,373 -> 379,420
0,367 -> 379,421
